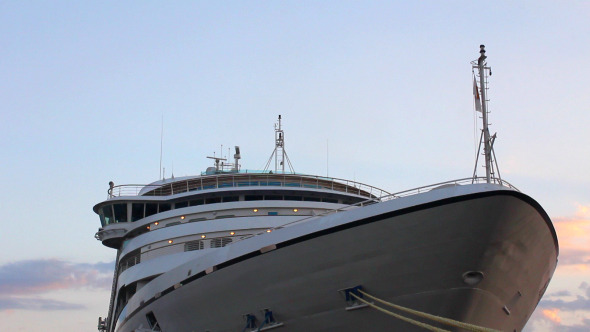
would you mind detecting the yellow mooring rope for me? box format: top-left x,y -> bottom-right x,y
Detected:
349,292 -> 450,332
350,290 -> 501,332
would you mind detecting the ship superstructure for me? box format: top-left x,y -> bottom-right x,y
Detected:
94,47 -> 558,332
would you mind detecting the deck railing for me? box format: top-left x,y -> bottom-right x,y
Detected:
106,172 -> 391,200
380,176 -> 519,201
241,176 -> 519,239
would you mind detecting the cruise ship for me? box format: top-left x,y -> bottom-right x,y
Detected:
93,46 -> 558,332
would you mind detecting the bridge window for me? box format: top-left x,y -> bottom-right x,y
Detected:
102,206 -> 113,225
113,204 -> 128,223
145,203 -> 158,217
131,203 -> 144,222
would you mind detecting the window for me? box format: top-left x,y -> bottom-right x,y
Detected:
175,201 -> 188,209
265,195 -> 283,200
223,196 -> 239,202
189,199 -> 204,206
322,198 -> 338,203
101,206 -> 113,225
113,204 -> 127,223
303,197 -> 321,202
245,195 -> 263,201
284,195 -> 303,201
145,312 -> 161,331
185,240 -> 204,251
159,203 -> 171,213
131,203 -> 144,222
99,212 -> 106,227
211,237 -> 233,248
145,203 -> 158,217
205,197 -> 221,204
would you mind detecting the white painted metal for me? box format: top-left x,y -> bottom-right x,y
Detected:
478,45 -> 492,183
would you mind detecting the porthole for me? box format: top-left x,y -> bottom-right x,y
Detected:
462,271 -> 484,286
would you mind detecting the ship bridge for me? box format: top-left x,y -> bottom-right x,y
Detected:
93,171 -> 390,248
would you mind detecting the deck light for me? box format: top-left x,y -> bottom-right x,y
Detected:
266,229 -> 272,233
154,222 -> 159,225
147,226 -> 150,230
168,240 -> 173,244
253,209 -> 258,212
181,216 -> 185,220
293,209 -> 298,212
201,235 -> 206,239
230,232 -> 235,235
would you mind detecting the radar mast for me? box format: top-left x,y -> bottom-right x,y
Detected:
264,115 -> 295,173
472,45 -> 501,184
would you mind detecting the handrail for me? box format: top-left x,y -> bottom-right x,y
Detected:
105,172 -> 391,200
240,176 -> 518,240
381,177 -> 518,201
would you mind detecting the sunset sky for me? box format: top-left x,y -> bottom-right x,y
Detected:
1,2 -> 589,331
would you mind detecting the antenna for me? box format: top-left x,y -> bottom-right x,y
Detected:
233,146 -> 241,171
263,115 -> 295,173
159,114 -> 164,179
206,155 -> 227,172
471,45 -> 501,184
326,139 -> 329,177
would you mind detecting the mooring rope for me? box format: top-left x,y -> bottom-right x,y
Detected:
350,290 -> 500,332
349,292 -> 450,332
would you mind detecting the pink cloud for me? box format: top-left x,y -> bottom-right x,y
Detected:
0,259 -> 113,311
0,259 -> 113,300
542,308 -> 562,324
553,208 -> 590,269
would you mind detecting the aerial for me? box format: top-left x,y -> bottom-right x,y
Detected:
0,2 -> 589,332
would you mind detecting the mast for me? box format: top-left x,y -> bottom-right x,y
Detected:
472,44 -> 500,184
478,45 -> 492,183
264,115 -> 295,173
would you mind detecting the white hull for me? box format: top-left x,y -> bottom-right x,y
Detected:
114,185 -> 558,331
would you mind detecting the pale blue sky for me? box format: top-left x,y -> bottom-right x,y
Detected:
1,1 -> 589,331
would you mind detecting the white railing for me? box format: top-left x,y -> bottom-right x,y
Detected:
106,172 -> 391,200
241,176 -> 518,239
380,177 -> 518,201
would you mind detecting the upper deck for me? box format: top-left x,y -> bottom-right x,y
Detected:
106,171 -> 390,200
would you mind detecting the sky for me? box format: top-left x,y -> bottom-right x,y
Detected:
0,1 -> 588,331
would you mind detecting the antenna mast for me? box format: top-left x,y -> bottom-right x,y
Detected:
472,45 -> 501,184
159,114 -> 164,180
264,115 -> 295,173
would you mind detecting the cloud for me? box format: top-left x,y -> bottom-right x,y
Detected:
0,259 -> 113,296
542,308 -> 561,323
0,259 -> 113,311
576,204 -> 590,218
548,290 -> 572,297
529,282 -> 590,331
0,297 -> 85,311
539,282 -> 590,311
553,213 -> 590,268
524,206 -> 590,331
540,296 -> 590,311
560,319 -> 590,332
